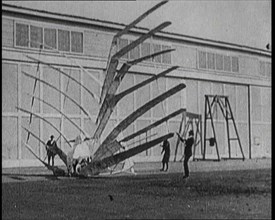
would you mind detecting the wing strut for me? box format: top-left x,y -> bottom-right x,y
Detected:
22,71 -> 94,122
80,132 -> 173,177
22,126 -> 68,166
100,21 -> 171,103
120,108 -> 186,143
25,93 -> 89,138
16,107 -> 73,149
93,83 -> 185,160
93,66 -> 179,140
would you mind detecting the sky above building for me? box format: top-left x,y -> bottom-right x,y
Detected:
4,0 -> 271,50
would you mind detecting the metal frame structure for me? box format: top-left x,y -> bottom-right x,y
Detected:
203,95 -> 245,161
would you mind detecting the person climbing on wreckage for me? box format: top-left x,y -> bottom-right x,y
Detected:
67,135 -> 93,176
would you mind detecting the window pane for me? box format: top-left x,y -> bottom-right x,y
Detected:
2,117 -> 18,160
129,40 -> 140,60
216,54 -> 223,70
30,25 -> 43,48
266,62 -> 271,78
152,44 -> 161,63
16,23 -> 29,47
259,61 -> 265,76
58,30 -> 70,51
232,56 -> 239,72
207,52 -> 215,69
118,38 -> 128,59
44,28 -> 56,50
141,42 -> 150,58
2,63 -> 18,112
71,31 -> 83,53
198,51 -> 206,69
162,45 -> 171,64
224,55 -> 231,72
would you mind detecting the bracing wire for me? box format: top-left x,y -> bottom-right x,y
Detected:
26,45 -> 43,144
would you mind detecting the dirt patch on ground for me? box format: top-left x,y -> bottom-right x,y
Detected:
2,169 -> 271,219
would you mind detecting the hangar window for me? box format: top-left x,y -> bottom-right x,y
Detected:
71,31 -> 83,53
15,22 -> 83,54
231,56 -> 239,72
152,44 -> 162,63
30,25 -> 43,48
207,52 -> 215,70
129,40 -> 140,60
266,62 -> 271,78
224,55 -> 231,72
216,54 -> 223,70
162,45 -> 172,64
260,61 -> 271,78
118,38 -> 129,59
259,61 -> 265,76
58,30 -> 70,52
16,23 -> 29,47
141,42 -> 151,58
44,28 -> 57,50
198,51 -> 207,69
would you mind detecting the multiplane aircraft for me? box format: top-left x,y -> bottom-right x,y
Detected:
18,0 -> 187,177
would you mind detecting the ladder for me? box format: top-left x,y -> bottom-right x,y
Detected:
203,95 -> 245,161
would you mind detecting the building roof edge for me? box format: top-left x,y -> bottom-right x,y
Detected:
2,3 -> 271,57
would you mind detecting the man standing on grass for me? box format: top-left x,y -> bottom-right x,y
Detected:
46,135 -> 57,166
160,139 -> 170,172
177,130 -> 194,178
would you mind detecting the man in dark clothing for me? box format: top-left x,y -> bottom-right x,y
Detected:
177,130 -> 194,178
160,139 -> 170,172
46,135 -> 57,166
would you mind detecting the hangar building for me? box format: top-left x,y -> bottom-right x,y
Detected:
2,4 -> 271,168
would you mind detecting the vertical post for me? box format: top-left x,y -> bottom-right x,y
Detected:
192,118 -> 198,160
227,98 -> 245,160
203,95 -> 208,160
208,96 -> 220,161
248,85 -> 252,159
18,63 -> 22,161
225,97 -> 231,159
173,111 -> 185,162
198,115 -> 203,159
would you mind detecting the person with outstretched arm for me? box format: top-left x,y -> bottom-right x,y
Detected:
176,130 -> 194,178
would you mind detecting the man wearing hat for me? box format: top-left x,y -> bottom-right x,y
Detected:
46,135 -> 58,166
176,130 -> 194,178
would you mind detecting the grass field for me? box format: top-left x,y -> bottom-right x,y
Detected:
2,168 -> 271,219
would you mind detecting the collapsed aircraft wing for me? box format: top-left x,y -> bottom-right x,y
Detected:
100,21 -> 171,104
100,0 -> 169,104
24,143 -> 66,176
94,65 -> 179,139
96,49 -> 175,125
22,71 -> 94,122
93,83 -> 186,161
22,126 -> 68,166
120,108 -> 186,143
18,0 -> 189,177
26,55 -> 100,103
80,133 -> 174,177
16,107 -> 73,149
25,93 -> 89,138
